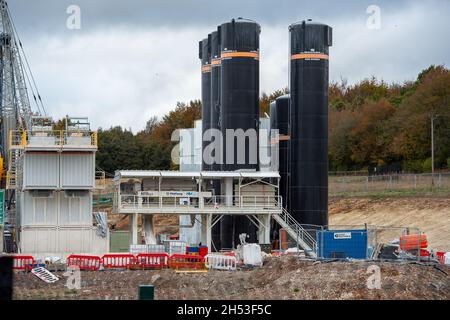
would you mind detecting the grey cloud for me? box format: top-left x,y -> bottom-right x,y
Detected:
10,0 -> 415,34
4,0 -> 450,132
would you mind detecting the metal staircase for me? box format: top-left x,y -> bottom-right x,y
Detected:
6,147 -> 22,189
4,208 -> 16,227
272,207 -> 318,258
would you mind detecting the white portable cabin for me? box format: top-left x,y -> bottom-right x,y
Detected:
14,117 -> 108,258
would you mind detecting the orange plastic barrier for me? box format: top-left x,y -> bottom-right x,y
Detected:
168,254 -> 206,270
102,254 -> 136,269
67,255 -> 101,271
136,253 -> 169,269
399,234 -> 428,251
12,256 -> 35,271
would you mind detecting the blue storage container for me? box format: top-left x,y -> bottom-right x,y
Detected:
188,246 -> 199,253
317,229 -> 368,259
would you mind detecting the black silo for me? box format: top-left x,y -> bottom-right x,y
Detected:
210,29 -> 222,250
289,20 -> 332,228
220,18 -> 260,171
210,29 -> 222,173
270,94 -> 290,210
199,36 -> 212,171
219,18 -> 261,248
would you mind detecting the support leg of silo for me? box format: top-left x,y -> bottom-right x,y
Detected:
201,214 -> 212,252
258,214 -> 271,245
130,213 -> 139,245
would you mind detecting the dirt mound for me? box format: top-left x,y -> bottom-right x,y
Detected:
13,256 -> 450,300
329,197 -> 450,251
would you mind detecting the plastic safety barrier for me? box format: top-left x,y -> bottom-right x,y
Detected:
436,252 -> 446,265
136,253 -> 169,269
12,255 -> 35,270
31,267 -> 59,283
168,254 -> 206,270
67,255 -> 101,271
102,254 -> 136,269
399,234 -> 428,251
205,254 -> 237,271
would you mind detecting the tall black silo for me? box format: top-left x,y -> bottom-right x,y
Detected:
210,29 -> 222,250
199,36 -> 212,171
270,94 -> 290,210
220,18 -> 260,171
219,18 -> 261,248
289,20 -> 332,228
210,29 -> 222,174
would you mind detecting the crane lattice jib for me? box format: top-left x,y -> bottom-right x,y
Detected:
0,0 -> 33,160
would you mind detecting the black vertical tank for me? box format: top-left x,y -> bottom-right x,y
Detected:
210,29 -> 222,250
270,95 -> 290,210
289,20 -> 332,228
199,36 -> 212,171
220,18 -> 260,171
210,29 -> 222,174
219,18 -> 261,248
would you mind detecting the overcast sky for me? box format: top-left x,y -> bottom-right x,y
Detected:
7,0 -> 450,131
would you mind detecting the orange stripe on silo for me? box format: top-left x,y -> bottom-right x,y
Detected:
211,58 -> 221,66
201,65 -> 212,73
221,51 -> 259,59
291,53 -> 329,60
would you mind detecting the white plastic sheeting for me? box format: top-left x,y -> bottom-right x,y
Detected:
242,244 -> 263,267
94,212 -> 108,238
179,214 -> 202,246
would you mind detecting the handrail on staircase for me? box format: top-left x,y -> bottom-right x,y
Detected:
276,207 -> 318,252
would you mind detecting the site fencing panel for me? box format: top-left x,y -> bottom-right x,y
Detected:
273,222 -> 429,263
329,173 -> 450,196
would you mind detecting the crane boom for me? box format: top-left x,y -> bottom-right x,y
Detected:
0,0 -> 33,162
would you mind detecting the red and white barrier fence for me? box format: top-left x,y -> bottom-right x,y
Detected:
8,251 -> 210,271
101,254 -> 136,269
12,255 -> 35,270
136,253 -> 169,269
67,255 -> 101,271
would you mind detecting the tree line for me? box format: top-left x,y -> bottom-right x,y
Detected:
93,65 -> 450,175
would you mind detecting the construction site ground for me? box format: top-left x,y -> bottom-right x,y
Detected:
12,255 -> 450,300
107,196 -> 450,251
329,197 -> 450,251
18,193 -> 446,300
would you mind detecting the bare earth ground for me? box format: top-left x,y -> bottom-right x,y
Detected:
12,256 -> 450,300
44,190 -> 447,300
329,197 -> 450,251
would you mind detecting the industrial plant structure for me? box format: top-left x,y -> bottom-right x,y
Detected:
1,3 -> 332,259
288,20 -> 332,228
0,0 -> 107,258
178,18 -> 333,250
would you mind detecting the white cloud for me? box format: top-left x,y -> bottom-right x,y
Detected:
26,27 -> 204,131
